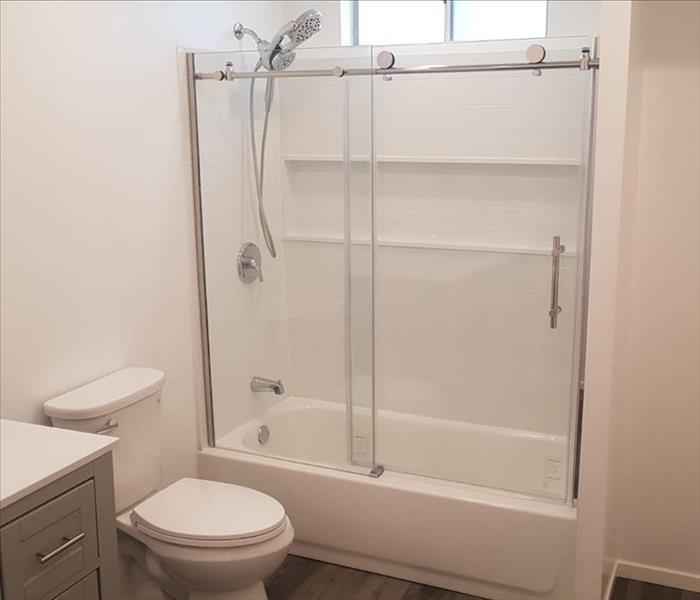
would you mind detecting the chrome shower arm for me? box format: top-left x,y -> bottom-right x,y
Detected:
233,23 -> 263,44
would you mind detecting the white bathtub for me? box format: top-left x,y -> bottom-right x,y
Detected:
217,396 -> 567,499
201,397 -> 577,599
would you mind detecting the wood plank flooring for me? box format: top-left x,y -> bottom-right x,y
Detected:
611,578 -> 700,600
266,556 -> 700,600
265,556 -> 481,600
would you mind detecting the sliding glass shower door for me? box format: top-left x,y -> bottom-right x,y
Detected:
191,46 -> 378,476
371,38 -> 594,500
191,36 -> 595,501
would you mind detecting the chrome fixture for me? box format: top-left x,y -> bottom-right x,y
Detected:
257,425 -> 270,445
526,44 -> 546,64
580,47 -> 592,71
94,418 -> 119,435
232,9 -> 324,259
549,236 -> 566,329
376,50 -> 396,69
37,533 -> 86,564
251,376 -> 285,395
377,51 -> 395,80
195,46 -> 599,82
369,465 -> 384,478
237,242 -> 264,283
526,44 -> 546,76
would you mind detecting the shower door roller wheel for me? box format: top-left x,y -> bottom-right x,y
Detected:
376,51 -> 396,70
526,44 -> 546,64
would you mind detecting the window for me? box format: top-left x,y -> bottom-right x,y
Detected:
342,0 -> 548,46
452,1 -> 547,41
357,1 -> 445,46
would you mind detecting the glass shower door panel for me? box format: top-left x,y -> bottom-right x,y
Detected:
193,47 -> 375,475
343,62 -> 376,469
371,38 -> 593,500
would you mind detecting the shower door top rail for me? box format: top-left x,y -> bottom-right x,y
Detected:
194,47 -> 599,81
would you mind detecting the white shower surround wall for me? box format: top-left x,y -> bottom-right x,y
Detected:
195,39 -> 589,442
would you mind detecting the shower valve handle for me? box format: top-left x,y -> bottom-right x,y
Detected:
237,242 -> 264,283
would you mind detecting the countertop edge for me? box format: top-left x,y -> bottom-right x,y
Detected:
0,438 -> 117,511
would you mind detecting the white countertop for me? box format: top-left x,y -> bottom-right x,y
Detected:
0,419 -> 118,510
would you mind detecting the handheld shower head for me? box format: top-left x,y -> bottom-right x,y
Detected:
236,8 -> 324,260
264,8 -> 323,71
234,9 -> 323,72
285,8 -> 323,49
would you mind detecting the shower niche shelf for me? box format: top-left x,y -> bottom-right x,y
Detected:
282,234 -> 577,257
281,154 -> 581,167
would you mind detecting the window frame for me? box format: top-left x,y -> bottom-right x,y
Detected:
348,0 -> 549,46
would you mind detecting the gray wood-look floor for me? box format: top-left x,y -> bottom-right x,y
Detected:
266,557 -> 700,600
265,556 -> 482,600
611,578 -> 700,600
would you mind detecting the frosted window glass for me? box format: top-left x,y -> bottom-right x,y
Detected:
358,0 -> 444,46
453,1 -> 547,41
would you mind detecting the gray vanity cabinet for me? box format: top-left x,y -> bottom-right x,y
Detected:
0,454 -> 119,600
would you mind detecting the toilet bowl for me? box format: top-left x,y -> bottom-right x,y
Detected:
117,479 -> 294,599
43,368 -> 293,599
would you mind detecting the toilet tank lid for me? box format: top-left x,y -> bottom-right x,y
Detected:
43,368 -> 165,420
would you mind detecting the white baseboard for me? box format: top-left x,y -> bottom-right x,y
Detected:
604,559 -> 700,599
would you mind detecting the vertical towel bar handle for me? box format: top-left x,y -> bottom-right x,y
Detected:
549,236 -> 566,329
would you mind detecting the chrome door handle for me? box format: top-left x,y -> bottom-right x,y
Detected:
95,418 -> 119,435
37,532 -> 86,564
549,236 -> 566,329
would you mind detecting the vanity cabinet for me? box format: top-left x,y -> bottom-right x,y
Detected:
0,453 -> 119,600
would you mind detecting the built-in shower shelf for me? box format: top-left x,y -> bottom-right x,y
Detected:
282,234 -> 577,257
281,154 -> 581,166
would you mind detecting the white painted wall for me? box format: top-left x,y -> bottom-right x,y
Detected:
547,1 -> 600,37
606,0 -> 700,584
573,2 -> 634,596
0,0 -> 287,486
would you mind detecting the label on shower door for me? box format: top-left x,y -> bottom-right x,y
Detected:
354,434 -> 368,456
545,457 -> 563,480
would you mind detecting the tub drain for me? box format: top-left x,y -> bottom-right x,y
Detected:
257,425 -> 270,445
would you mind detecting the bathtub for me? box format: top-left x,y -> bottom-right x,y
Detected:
200,397 -> 577,599
217,396 -> 568,499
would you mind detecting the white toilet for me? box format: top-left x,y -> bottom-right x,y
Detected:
43,368 -> 293,600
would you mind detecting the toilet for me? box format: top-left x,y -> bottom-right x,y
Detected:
43,367 -> 293,600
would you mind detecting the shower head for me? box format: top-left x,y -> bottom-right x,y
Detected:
280,8 -> 323,50
269,51 -> 297,71
234,8 -> 323,72
237,9 -> 323,261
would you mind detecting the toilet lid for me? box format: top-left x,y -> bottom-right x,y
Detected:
131,478 -> 286,545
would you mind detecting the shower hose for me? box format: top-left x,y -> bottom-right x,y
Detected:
248,67 -> 277,259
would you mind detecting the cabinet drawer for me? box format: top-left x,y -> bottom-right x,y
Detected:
52,571 -> 99,600
1,481 -> 98,600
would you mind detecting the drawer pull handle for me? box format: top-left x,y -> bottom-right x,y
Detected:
37,532 -> 85,564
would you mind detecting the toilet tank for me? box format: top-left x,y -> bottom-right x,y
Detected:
43,368 -> 165,512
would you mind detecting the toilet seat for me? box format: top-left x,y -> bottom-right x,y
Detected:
130,478 -> 288,548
